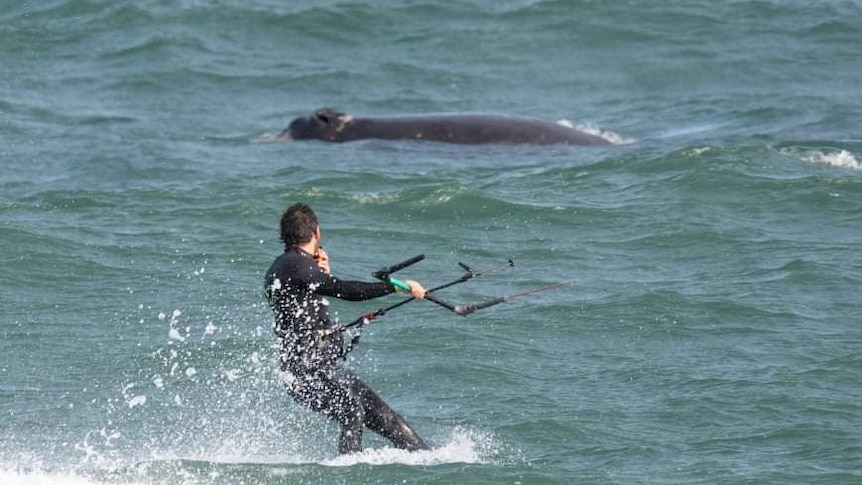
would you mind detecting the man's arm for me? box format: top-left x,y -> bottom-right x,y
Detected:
313,267 -> 395,301
310,252 -> 426,301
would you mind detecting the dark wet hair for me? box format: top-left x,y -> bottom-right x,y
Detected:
279,202 -> 318,247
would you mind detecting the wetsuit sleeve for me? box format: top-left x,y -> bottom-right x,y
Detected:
314,269 -> 396,301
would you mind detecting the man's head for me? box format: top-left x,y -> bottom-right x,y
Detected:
280,202 -> 319,248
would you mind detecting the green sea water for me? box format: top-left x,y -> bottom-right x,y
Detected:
2,1 -> 862,484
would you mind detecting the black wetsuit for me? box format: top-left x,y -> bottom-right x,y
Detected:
264,246 -> 429,454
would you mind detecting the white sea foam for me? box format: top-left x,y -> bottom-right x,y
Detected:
165,309 -> 186,342
799,149 -> 861,170
0,427 -> 498,485
253,131 -> 286,143
558,119 -> 634,145
353,192 -> 400,204
0,469 -> 145,485
321,426 -> 494,467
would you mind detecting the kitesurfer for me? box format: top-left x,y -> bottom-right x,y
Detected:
263,202 -> 431,454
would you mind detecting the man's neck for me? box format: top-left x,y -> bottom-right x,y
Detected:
295,241 -> 316,255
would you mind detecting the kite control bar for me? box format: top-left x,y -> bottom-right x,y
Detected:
335,257 -> 513,333
372,253 -> 426,291
444,281 -> 570,316
372,253 -> 425,281
371,256 -> 567,317
329,255 -> 567,358
368,257 -> 517,320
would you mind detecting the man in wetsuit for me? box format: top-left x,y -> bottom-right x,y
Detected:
264,202 -> 431,454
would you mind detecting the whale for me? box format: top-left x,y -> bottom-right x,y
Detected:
271,108 -> 614,146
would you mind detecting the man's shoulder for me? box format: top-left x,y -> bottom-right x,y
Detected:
267,251 -> 294,272
266,250 -> 318,282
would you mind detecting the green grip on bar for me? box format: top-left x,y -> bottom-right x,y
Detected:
388,277 -> 411,292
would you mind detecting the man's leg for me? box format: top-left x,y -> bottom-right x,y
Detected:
344,372 -> 431,451
287,368 -> 365,454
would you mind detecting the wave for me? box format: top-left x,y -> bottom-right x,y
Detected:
797,148 -> 862,170
0,469 -> 145,485
0,427 -> 494,485
321,427 -> 491,466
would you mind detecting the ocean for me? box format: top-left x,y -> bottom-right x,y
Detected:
2,1 -> 861,484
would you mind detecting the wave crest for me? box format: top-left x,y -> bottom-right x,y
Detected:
799,149 -> 861,170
